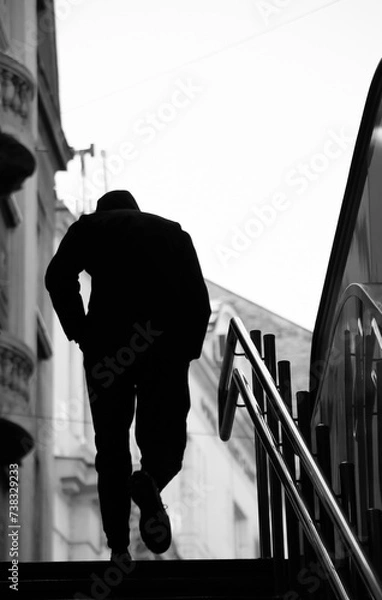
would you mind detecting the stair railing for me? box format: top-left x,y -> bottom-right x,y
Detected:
218,316 -> 382,600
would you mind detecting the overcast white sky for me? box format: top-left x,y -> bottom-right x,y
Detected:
54,0 -> 382,331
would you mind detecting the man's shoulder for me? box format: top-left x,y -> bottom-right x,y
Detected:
78,210 -> 179,226
139,211 -> 183,232
79,210 -> 185,235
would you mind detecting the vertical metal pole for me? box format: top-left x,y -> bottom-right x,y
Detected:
250,330 -> 271,558
367,508 -> 382,579
80,151 -> 86,213
364,334 -> 375,509
263,334 -> 284,563
339,462 -> 357,531
297,390 -> 316,566
101,149 -> 109,193
377,360 -> 382,508
316,424 -> 335,553
340,461 -> 362,597
278,360 -> 300,582
74,144 -> 95,214
316,424 -> 336,600
355,333 -> 368,540
344,330 -> 354,463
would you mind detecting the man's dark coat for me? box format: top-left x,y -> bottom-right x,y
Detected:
45,195 -> 211,361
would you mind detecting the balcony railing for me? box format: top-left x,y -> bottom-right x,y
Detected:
0,51 -> 35,121
0,330 -> 35,462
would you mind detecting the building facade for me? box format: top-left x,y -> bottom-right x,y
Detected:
0,1 -> 72,561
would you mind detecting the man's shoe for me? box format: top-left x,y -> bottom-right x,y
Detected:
130,470 -> 172,554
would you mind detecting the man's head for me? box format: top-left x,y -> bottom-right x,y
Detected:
95,190 -> 140,212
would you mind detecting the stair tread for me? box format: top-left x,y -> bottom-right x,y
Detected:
0,558 -> 286,599
1,557 -> 278,578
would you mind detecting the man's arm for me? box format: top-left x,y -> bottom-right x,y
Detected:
45,220 -> 87,344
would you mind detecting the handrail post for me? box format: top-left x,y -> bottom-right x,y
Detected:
315,425 -> 336,600
340,462 -> 357,532
263,334 -> 284,565
367,509 -> 382,579
316,424 -> 335,554
250,330 -> 271,558
344,330 -> 354,463
278,359 -> 300,583
355,333 -> 368,539
296,390 -> 316,567
340,461 -> 362,597
377,361 -> 382,498
365,334 -> 375,508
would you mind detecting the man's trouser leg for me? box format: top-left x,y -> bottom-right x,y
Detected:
84,354 -> 136,552
135,354 -> 191,492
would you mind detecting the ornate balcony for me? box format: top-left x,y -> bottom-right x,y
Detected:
0,331 -> 35,463
0,51 -> 36,196
0,51 -> 35,121
0,131 -> 36,196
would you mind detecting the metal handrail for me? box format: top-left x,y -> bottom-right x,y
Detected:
218,316 -> 382,600
233,369 -> 349,600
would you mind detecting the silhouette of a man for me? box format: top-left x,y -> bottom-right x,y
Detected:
45,190 -> 211,561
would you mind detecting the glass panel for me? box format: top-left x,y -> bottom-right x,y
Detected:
312,289 -> 382,548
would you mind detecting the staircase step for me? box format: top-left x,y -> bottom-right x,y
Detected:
0,558 -> 286,599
